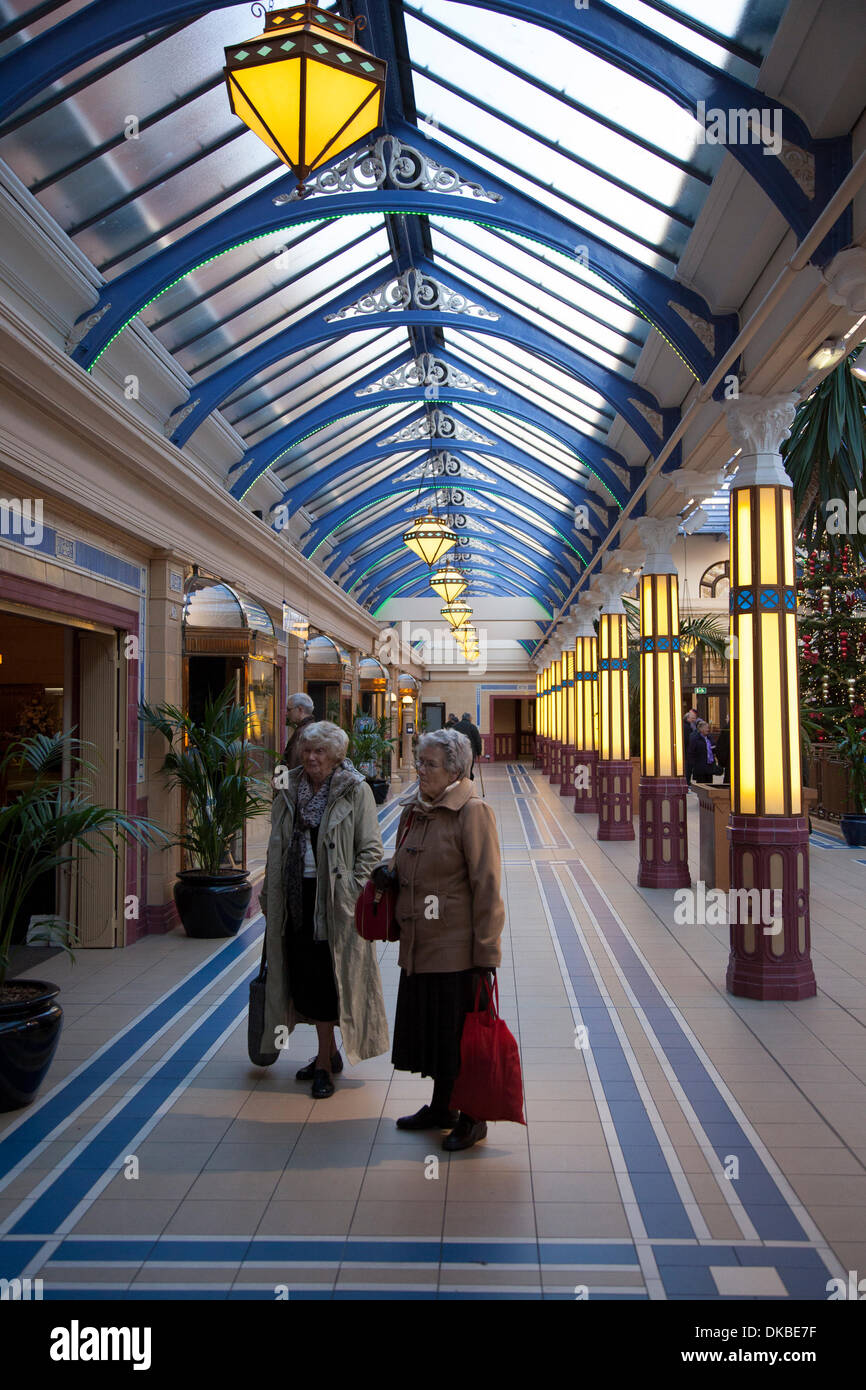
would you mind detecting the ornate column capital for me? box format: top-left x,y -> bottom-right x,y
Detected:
823,246 -> 866,314
595,572 -> 636,615
633,516 -> 681,574
724,393 -> 798,487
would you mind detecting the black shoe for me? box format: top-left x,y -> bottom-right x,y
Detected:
396,1104 -> 459,1131
296,1052 -> 343,1081
311,1069 -> 335,1099
442,1117 -> 487,1151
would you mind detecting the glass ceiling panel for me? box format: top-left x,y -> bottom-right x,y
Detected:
445,331 -> 613,437
429,232 -> 640,376
457,405 -> 597,481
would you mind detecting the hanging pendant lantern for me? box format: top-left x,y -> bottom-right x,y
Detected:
224,5 -> 387,193
403,512 -> 458,566
442,600 -> 473,631
430,565 -> 467,604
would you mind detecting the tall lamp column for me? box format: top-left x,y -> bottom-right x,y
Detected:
573,598 -> 600,814
534,665 -> 544,767
559,621 -> 577,797
596,574 -> 635,841
724,394 -> 815,999
542,656 -> 553,775
634,517 -> 690,888
549,649 -> 563,785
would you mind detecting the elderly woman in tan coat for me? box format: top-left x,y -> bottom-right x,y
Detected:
375,727 -> 505,1151
258,721 -> 389,1098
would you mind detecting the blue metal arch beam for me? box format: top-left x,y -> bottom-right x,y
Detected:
309,484 -> 586,574
66,125 -> 734,378
350,544 -> 566,609
357,541 -> 563,609
228,346 -> 633,506
447,2 -> 850,255
277,434 -> 613,537
171,258 -> 671,453
309,482 -> 584,566
1,1 -> 847,258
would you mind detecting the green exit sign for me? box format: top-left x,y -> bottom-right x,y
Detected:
694,686 -> 707,694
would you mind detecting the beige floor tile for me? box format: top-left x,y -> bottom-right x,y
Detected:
530,1171 -> 622,1203
534,1203 -> 631,1238
443,1201 -> 536,1237
162,1199 -> 267,1235
72,1199 -> 182,1235
256,1200 -> 357,1236
351,1201 -> 444,1236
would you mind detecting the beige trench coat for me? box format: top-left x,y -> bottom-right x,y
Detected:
257,762 -> 389,1065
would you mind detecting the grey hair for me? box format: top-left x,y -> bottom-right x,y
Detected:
297,720 -> 348,762
288,691 -> 314,713
417,728 -> 472,780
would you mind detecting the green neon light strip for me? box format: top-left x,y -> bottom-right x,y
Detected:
310,483 -> 582,559
87,211 -> 696,397
259,397 -> 622,509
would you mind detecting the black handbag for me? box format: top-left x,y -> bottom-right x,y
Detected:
248,934 -> 278,1067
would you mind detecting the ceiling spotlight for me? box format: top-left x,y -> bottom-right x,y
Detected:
807,338 -> 846,371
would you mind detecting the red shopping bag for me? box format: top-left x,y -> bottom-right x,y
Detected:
450,976 -> 526,1124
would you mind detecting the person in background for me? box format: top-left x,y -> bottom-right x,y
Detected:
683,708 -> 699,784
456,710 -> 483,780
375,728 -> 504,1152
687,718 -> 716,785
258,721 -> 388,1098
282,692 -> 315,767
713,725 -> 730,783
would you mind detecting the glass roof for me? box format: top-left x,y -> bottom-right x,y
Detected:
0,0 -> 794,615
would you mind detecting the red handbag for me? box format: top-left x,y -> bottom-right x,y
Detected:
451,976 -> 526,1125
354,813 -> 413,943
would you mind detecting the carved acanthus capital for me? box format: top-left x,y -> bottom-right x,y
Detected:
725,393 -> 798,488
595,572 -> 635,615
823,247 -> 866,314
633,516 -> 681,574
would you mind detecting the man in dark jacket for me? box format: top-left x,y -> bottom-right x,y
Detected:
687,719 -> 716,785
454,711 -> 482,781
713,727 -> 730,783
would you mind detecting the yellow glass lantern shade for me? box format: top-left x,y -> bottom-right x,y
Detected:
224,5 -> 387,189
430,565 -> 467,604
442,601 -> 473,632
403,513 -> 458,567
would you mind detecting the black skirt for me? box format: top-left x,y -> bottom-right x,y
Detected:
391,968 -> 478,1079
285,877 -> 340,1023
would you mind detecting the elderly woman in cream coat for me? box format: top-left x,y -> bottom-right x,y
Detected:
257,720 -> 389,1098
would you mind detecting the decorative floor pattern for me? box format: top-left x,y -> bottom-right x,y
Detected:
2,766 -> 865,1300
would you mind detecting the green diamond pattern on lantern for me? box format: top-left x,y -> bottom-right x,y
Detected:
333,21 -> 346,31
257,45 -> 272,56
280,40 -> 296,51
234,49 -> 249,60
336,51 -> 352,64
360,60 -> 375,72
313,41 -> 328,53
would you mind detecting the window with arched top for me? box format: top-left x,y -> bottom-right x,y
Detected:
699,561 -> 730,599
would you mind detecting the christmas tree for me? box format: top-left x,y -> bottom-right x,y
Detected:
797,542 -> 866,743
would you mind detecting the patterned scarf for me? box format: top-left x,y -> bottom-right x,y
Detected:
285,770 -> 334,933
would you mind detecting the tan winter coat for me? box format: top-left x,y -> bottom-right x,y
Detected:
258,762 -> 389,1065
392,778 -> 504,975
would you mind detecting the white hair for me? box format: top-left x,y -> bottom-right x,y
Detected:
297,720 -> 348,762
417,728 -> 472,780
288,691 -> 314,713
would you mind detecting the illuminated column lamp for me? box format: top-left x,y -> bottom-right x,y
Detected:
537,655 -> 549,772
534,664 -> 544,767
573,598 -> 600,814
634,517 -> 690,889
596,573 -> 635,841
548,647 -> 563,784
558,621 -> 578,797
430,565 -> 467,604
724,394 -> 815,999
224,5 -> 387,195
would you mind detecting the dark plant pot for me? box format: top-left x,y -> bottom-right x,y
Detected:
840,814 -> 866,847
366,777 -> 389,805
0,979 -> 63,1111
174,870 -> 253,938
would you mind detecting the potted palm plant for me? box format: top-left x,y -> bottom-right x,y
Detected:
347,709 -> 394,804
140,684 -> 272,937
833,718 -> 866,846
0,731 -> 162,1110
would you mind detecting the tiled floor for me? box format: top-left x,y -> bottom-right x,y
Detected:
2,765 -> 865,1300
